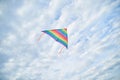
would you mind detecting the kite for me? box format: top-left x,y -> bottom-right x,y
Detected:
38,28 -> 68,54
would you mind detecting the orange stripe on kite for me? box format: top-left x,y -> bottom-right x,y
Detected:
51,30 -> 68,43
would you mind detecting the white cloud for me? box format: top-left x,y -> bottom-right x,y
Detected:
0,0 -> 120,80
0,10 -> 3,15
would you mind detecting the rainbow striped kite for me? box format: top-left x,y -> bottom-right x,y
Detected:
42,28 -> 68,48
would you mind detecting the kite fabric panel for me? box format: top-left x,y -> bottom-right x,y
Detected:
42,28 -> 68,48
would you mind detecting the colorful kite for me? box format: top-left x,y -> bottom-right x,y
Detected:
38,28 -> 68,54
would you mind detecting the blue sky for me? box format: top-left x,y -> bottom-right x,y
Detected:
0,0 -> 120,80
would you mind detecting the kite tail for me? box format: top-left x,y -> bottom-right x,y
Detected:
37,32 -> 44,42
58,46 -> 64,54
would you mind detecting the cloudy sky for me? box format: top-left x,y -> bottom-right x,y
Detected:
0,0 -> 120,80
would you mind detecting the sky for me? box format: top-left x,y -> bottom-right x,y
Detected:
0,0 -> 120,80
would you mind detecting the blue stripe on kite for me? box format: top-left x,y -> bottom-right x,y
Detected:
57,30 -> 68,38
61,29 -> 67,35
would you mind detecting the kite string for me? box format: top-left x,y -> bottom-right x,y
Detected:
37,32 -> 44,42
58,46 -> 64,54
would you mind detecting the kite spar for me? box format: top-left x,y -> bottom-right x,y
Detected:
38,28 -> 68,54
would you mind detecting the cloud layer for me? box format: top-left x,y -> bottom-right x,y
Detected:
0,0 -> 120,80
